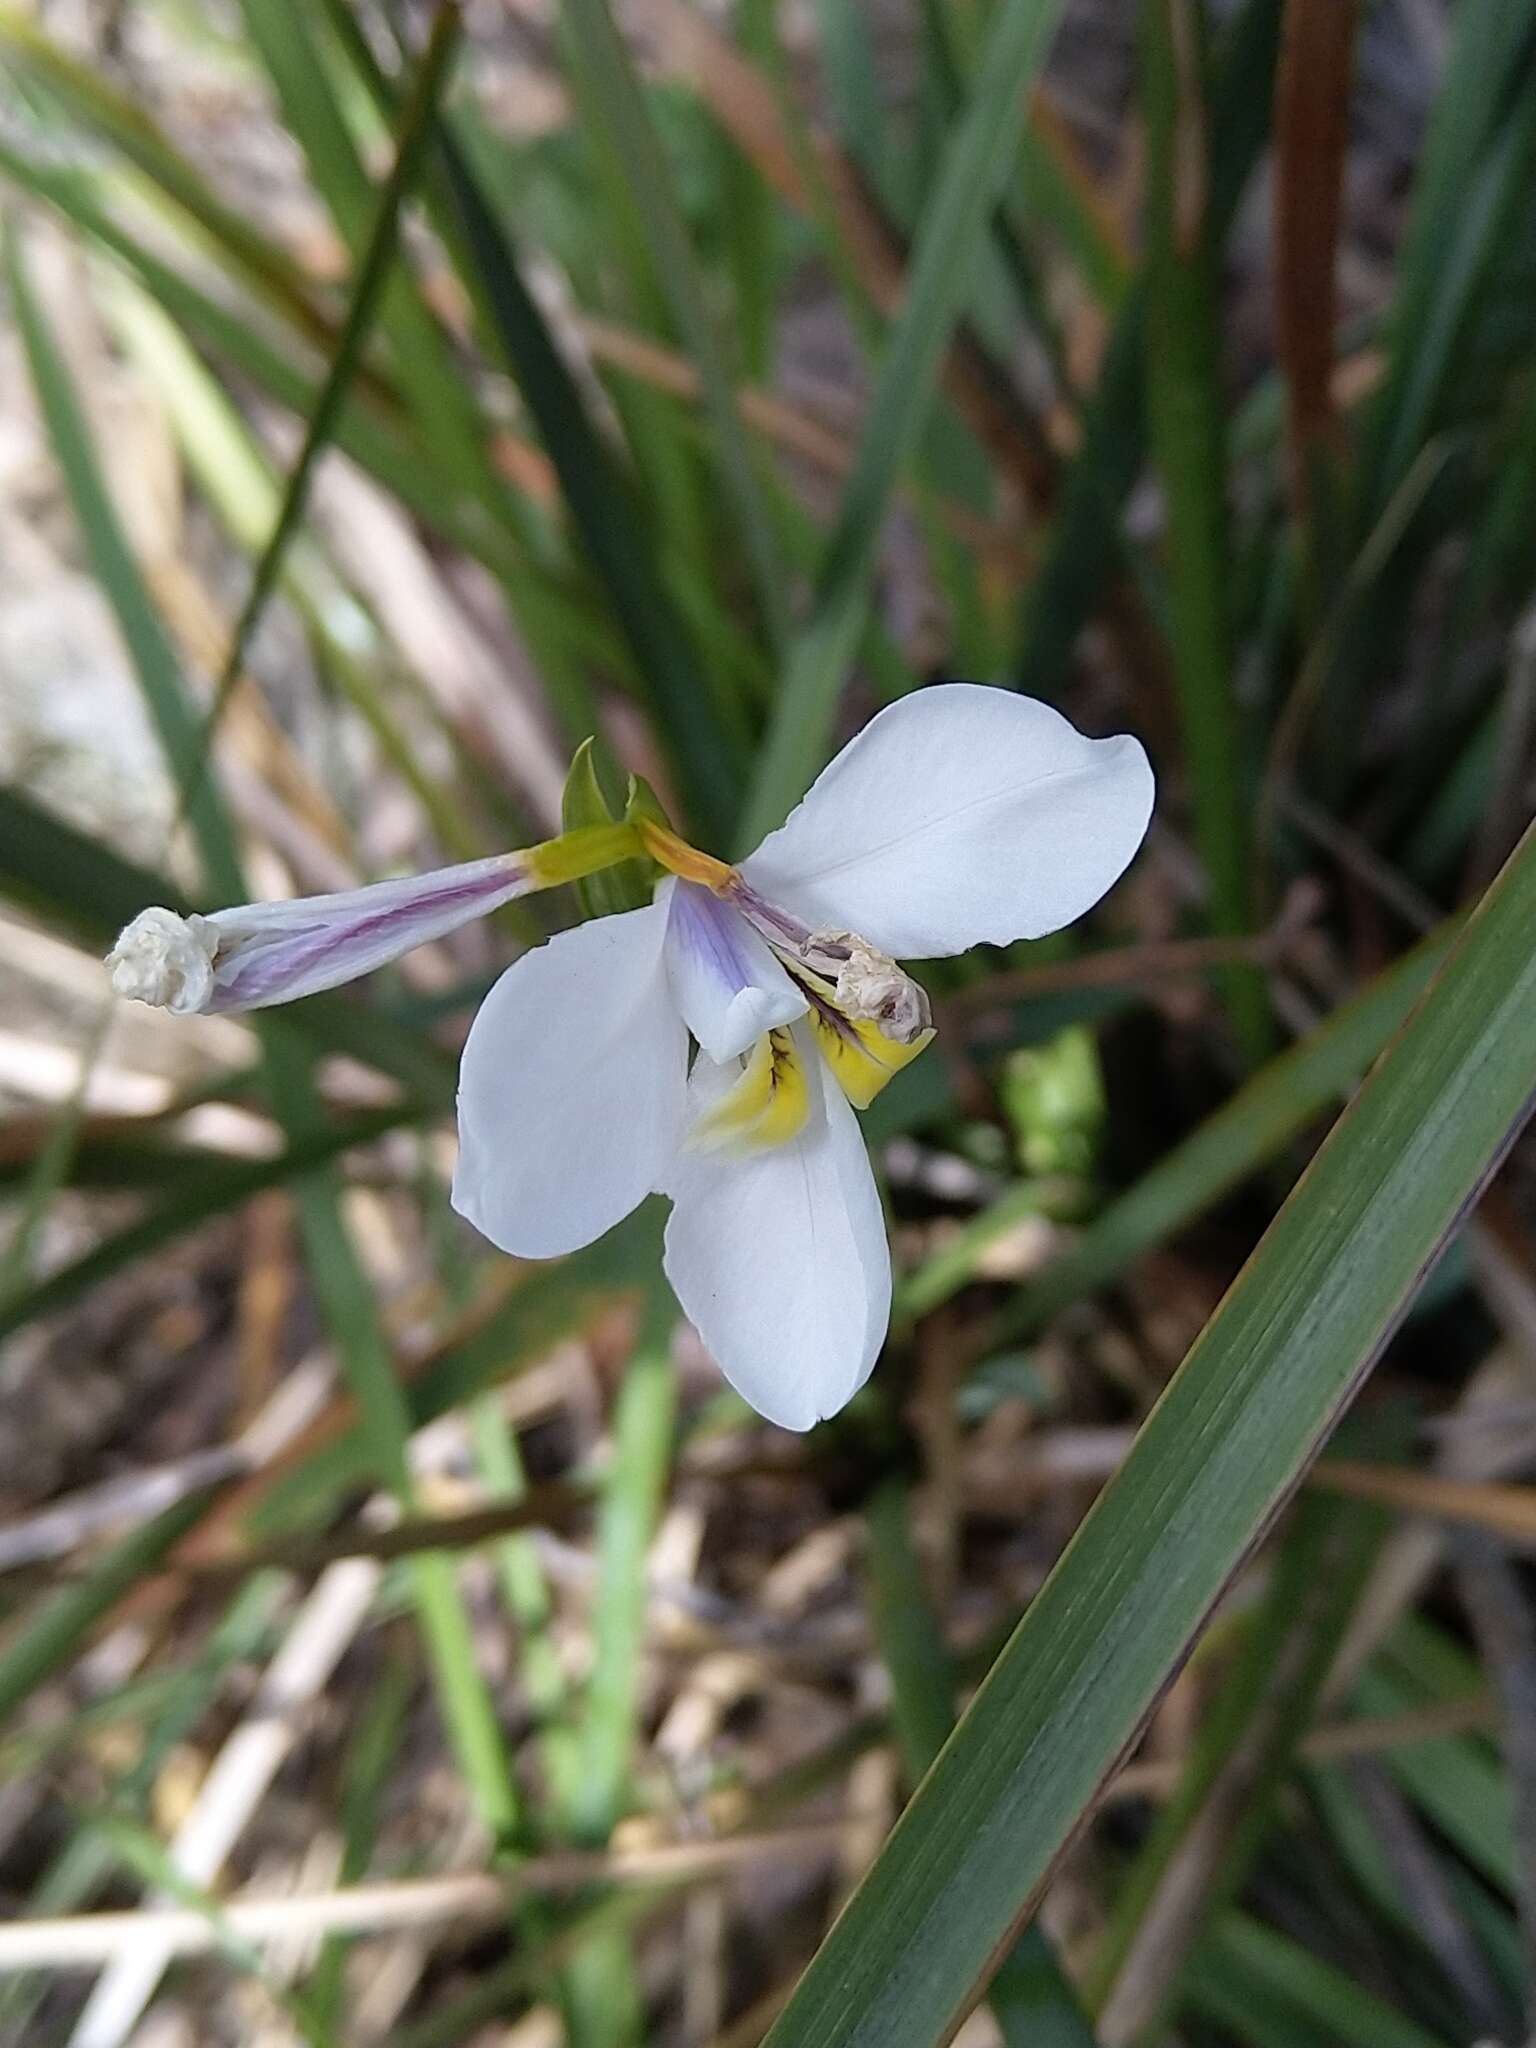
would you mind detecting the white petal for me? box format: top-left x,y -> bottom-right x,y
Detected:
662,878 -> 805,1062
109,854 -> 535,1014
452,899 -> 686,1259
661,1028 -> 890,1430
741,682 -> 1155,958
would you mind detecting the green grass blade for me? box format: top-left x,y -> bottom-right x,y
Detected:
11,226 -> 517,1843
192,2 -> 463,786
563,1290 -> 678,1846
0,1576 -> 284,2039
0,784 -> 191,940
233,0 -> 500,511
562,0 -> 790,657
1014,0 -> 1281,694
551,1289 -> 676,2048
0,1497 -> 213,1730
305,1647 -> 413,2030
435,133 -> 744,842
739,0 -> 1069,847
1087,1481 -> 1388,2040
0,134 -> 617,684
0,1106 -> 423,1345
102,278 -> 493,861
250,1206 -> 665,1537
260,1026 -> 521,1840
1358,0 -> 1536,518
992,920 -> 1457,1344
863,1481 -> 957,1787
762,822 -> 1536,2048
1141,0 -> 1267,1061
864,1481 -> 1098,2047
0,11 -> 316,319
7,222 -> 241,898
1190,1913 -> 1455,2048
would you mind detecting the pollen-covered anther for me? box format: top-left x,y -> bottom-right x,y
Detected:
815,931 -> 933,1045
107,908 -> 219,1015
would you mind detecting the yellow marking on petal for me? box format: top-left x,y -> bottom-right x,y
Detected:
635,820 -> 737,893
809,1008 -> 936,1110
689,1029 -> 811,1152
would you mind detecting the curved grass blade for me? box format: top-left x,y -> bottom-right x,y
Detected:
763,823 -> 1536,2048
435,132 -> 745,842
1014,0 -> 1281,696
186,2 -> 463,809
0,1106 -> 426,1347
9,224 -> 516,1844
982,919 -> 1458,1343
1358,0 -> 1536,521
0,12 -> 317,322
739,0 -> 1070,847
232,0 -> 498,519
562,0 -> 790,658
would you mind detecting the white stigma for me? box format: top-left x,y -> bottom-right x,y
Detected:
107,907 -> 219,1015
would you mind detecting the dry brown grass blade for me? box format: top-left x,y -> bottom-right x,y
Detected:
91,1267 -> 621,1640
1313,1460 -> 1536,1547
0,1822 -> 860,1969
1274,0 -> 1359,513
938,903 -> 1310,1030
177,1479 -> 594,1581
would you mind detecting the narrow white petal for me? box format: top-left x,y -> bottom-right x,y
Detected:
662,878 -> 805,1062
453,899 -> 686,1259
109,854 -> 534,1015
741,682 -> 1155,958
662,1029 -> 890,1430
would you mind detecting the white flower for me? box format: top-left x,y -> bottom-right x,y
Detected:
107,685 -> 1152,1430
452,685 -> 1153,1430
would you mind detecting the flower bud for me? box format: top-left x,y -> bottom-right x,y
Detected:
107,907 -> 218,1015
107,852 -> 533,1015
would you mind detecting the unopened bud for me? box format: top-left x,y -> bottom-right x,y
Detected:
107,852 -> 532,1015
107,908 -> 218,1015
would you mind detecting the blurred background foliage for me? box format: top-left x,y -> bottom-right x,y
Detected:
2,0 -> 1536,2043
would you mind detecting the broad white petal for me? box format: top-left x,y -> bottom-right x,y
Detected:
662,878 -> 805,1062
741,682 -> 1155,958
662,1029 -> 890,1430
453,899 -> 686,1258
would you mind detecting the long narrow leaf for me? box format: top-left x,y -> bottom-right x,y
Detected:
740,0 -> 1069,846
1142,0 -> 1266,1060
193,4 -> 463,781
562,0 -> 790,658
764,820 -> 1536,2048
436,134 -> 745,842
